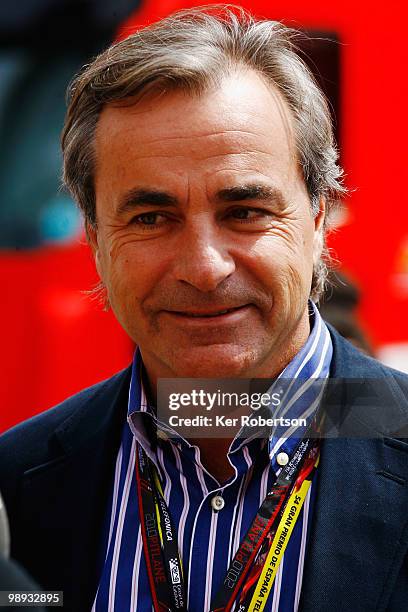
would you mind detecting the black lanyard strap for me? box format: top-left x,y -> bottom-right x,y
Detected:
152,468 -> 187,610
135,444 -> 174,611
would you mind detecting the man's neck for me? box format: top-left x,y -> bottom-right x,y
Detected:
189,437 -> 236,484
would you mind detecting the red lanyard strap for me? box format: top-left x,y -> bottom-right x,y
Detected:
235,446 -> 320,611
210,437 -> 318,612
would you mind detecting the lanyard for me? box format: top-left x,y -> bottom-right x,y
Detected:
210,437 -> 319,612
135,430 -> 320,612
233,448 -> 319,612
135,443 -> 186,611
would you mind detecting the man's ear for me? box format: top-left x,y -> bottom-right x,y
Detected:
85,221 -> 102,279
85,221 -> 110,310
313,197 -> 326,266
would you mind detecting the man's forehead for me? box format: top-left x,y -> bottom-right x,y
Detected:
93,69 -> 304,212
95,69 -> 296,150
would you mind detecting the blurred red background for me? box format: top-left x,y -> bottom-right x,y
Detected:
1,0 -> 407,432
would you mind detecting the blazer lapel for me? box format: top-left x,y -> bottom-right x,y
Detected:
17,367 -> 131,612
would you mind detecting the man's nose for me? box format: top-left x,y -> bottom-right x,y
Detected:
173,224 -> 235,292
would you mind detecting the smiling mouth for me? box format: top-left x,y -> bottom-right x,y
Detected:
168,305 -> 248,318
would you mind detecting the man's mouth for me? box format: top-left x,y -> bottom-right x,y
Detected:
172,306 -> 245,318
159,304 -> 254,329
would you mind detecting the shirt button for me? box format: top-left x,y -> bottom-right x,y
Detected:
277,452 -> 289,466
211,495 -> 225,511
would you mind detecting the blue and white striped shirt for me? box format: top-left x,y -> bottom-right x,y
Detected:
93,302 -> 333,611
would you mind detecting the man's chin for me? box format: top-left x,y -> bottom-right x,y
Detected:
167,344 -> 260,378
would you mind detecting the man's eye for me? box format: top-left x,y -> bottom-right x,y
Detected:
228,207 -> 267,221
132,212 -> 165,227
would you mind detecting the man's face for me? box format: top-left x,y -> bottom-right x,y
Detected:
91,70 -> 324,383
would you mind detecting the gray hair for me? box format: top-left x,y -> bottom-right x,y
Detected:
62,5 -> 346,301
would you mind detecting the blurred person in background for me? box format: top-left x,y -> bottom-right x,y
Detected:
0,491 -> 46,612
319,270 -> 374,355
0,6 -> 407,612
0,0 -> 138,248
0,557 -> 47,612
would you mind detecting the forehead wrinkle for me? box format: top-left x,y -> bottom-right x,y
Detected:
194,149 -> 274,162
147,151 -> 275,164
114,150 -> 273,162
127,134 -> 280,163
135,129 -> 268,144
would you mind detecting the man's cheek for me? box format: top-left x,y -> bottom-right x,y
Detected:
285,263 -> 311,301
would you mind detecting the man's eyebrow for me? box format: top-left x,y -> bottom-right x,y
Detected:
116,188 -> 178,215
216,185 -> 286,205
116,185 -> 286,215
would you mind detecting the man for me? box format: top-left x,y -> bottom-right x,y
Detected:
0,6 -> 407,612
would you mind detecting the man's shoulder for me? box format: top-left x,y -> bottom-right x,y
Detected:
327,326 -> 408,436
0,366 -> 132,478
329,323 -> 408,382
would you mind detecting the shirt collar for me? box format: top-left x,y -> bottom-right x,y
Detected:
265,301 -> 333,464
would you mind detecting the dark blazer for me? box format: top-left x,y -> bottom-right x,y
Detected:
0,328 -> 407,612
